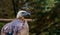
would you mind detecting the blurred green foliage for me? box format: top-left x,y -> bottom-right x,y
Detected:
0,22 -> 6,31
0,0 -> 60,35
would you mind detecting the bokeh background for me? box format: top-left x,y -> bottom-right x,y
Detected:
0,0 -> 60,35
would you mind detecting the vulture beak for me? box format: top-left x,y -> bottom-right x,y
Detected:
22,12 -> 31,18
25,12 -> 31,16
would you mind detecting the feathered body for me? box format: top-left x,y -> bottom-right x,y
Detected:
1,19 -> 29,35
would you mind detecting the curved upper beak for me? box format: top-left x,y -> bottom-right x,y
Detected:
26,12 -> 31,16
23,12 -> 31,18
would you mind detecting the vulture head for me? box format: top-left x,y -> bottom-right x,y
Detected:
16,10 -> 31,19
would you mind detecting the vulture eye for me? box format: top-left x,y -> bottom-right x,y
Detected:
21,12 -> 25,14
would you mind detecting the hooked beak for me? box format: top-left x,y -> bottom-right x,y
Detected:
26,12 -> 31,16
23,12 -> 31,18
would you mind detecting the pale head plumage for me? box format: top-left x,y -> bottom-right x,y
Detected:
16,10 -> 30,18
